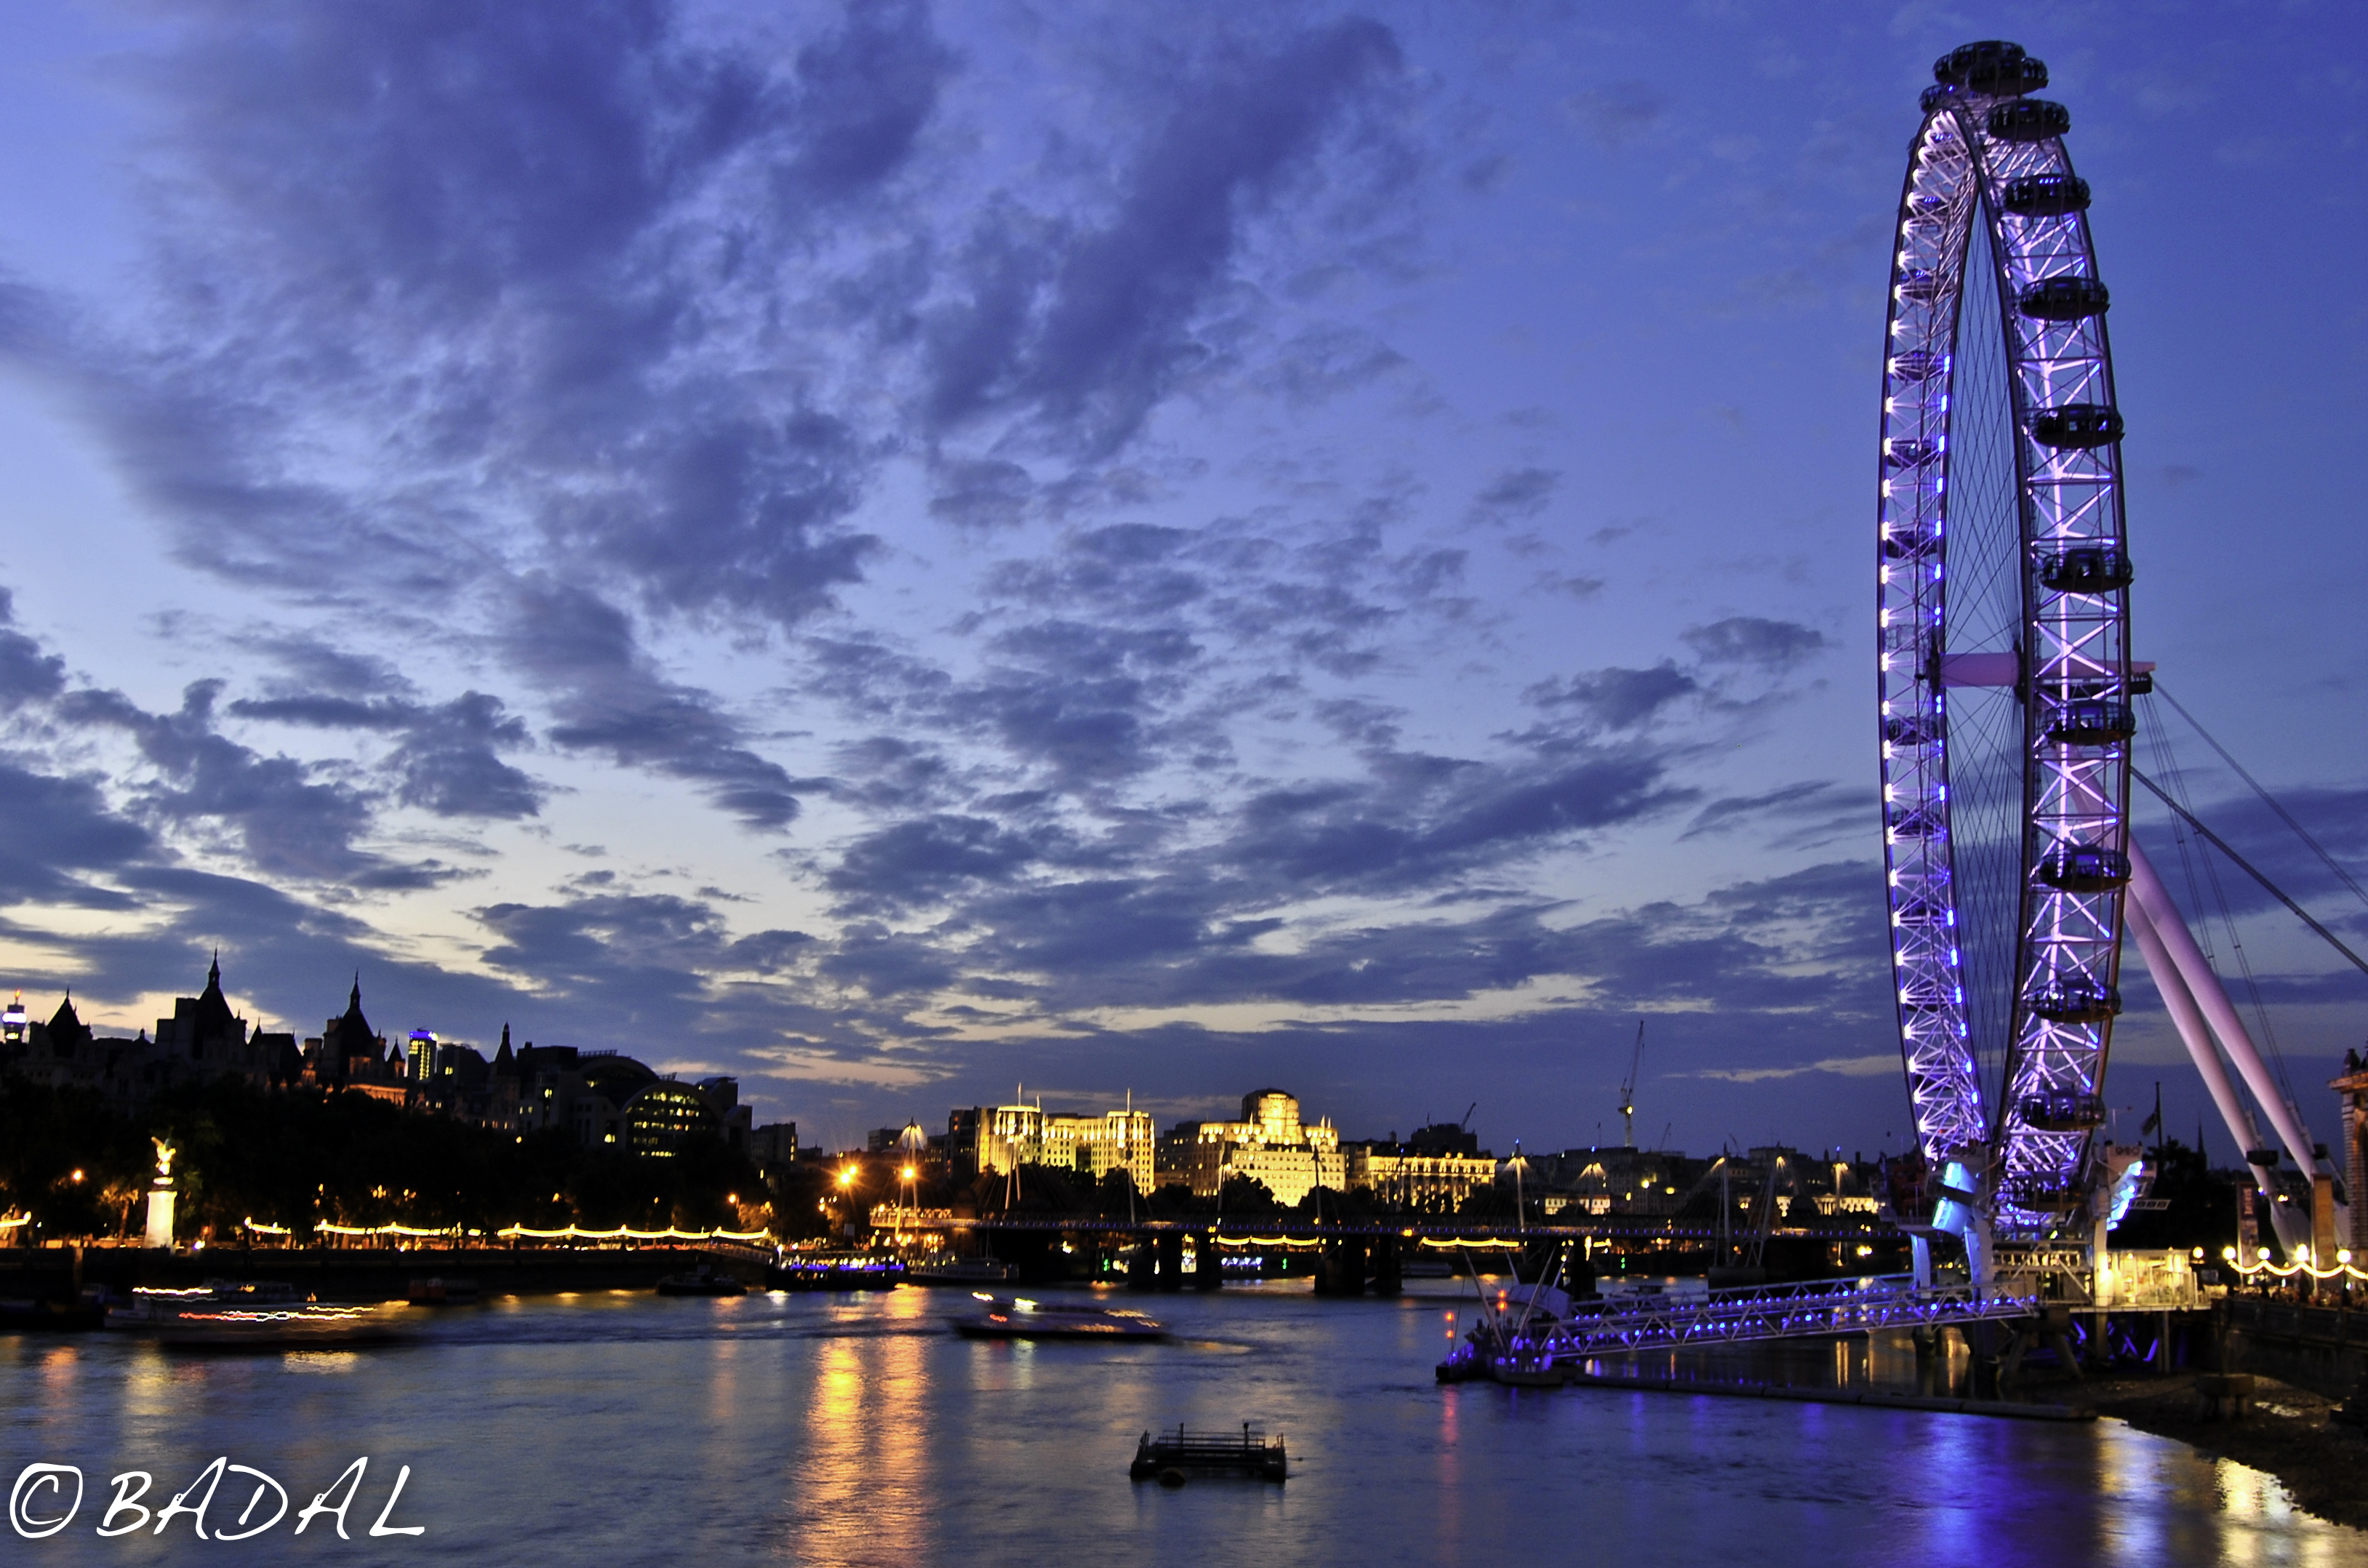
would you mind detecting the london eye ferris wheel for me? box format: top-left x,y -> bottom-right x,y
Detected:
1876,41 -> 2135,1239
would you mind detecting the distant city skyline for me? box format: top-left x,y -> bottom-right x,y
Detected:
0,4 -> 2358,1161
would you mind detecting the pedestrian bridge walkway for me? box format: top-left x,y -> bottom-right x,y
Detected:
1540,1276 -> 2036,1359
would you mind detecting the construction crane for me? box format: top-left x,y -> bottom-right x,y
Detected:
1617,1020 -> 1644,1148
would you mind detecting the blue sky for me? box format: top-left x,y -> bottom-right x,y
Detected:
0,0 -> 2359,1159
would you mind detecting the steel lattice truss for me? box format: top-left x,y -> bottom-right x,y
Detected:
1877,46 -> 2132,1236
1500,1279 -> 2039,1363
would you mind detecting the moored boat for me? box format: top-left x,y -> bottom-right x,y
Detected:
951,1292 -> 1167,1341
655,1264 -> 746,1297
1129,1424 -> 1287,1482
0,1297 -> 106,1332
766,1252 -> 904,1291
407,1276 -> 480,1305
906,1257 -> 1016,1286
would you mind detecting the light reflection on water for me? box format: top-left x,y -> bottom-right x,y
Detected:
0,1279 -> 2359,1567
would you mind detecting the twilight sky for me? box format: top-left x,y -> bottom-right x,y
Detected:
0,1 -> 2359,1159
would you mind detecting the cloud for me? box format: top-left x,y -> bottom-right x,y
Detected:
825,814 -> 1054,917
923,17 -> 1406,453
1527,663 -> 1699,729
1684,781 -> 1868,848
0,589 -> 67,710
1467,466 -> 1559,525
57,680 -> 451,889
0,765 -> 154,910
229,689 -> 545,820
501,576 -> 812,829
1692,1053 -> 1899,1084
1683,615 -> 1828,668
778,0 -> 952,204
1564,81 -> 1667,148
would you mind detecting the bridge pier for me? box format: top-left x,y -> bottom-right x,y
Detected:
1127,1233 -> 1158,1289
1156,1231 -> 1186,1290
1193,1232 -> 1222,1289
1370,1233 -> 1402,1296
1313,1238 -> 1367,1296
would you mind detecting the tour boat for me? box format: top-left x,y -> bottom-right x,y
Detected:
951,1292 -> 1167,1341
107,1285 -> 408,1351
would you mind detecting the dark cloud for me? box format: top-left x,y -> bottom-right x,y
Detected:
543,408 -> 881,626
1527,662 -> 1699,729
30,2 -> 937,639
503,577 -> 810,829
817,923 -> 964,1000
1684,781 -> 1871,852
924,18 -> 1405,452
780,0 -> 952,202
229,689 -> 545,820
1468,466 -> 1560,524
247,635 -> 409,701
826,814 -> 1052,917
0,766 -> 153,910
476,891 -> 727,1006
148,2 -> 777,305
927,457 -> 1036,530
1260,324 -> 1412,406
58,681 -> 448,889
0,589 -> 67,710
1220,749 -> 1686,895
1684,615 -> 1828,668
726,928 -> 817,973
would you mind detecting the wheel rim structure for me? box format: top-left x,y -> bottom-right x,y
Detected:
1876,41 -> 2133,1236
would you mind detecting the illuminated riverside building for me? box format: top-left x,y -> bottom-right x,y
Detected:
1161,1089 -> 1345,1207
1343,1146 -> 1499,1211
949,1096 -> 1155,1188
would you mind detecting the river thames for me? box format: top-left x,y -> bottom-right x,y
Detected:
3,1281 -> 2361,1566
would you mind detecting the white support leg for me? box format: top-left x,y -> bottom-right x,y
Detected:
2126,896 -> 2306,1253
2127,838 -> 2346,1243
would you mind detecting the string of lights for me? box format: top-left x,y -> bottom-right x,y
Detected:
232,1217 -> 770,1244
2221,1244 -> 2364,1282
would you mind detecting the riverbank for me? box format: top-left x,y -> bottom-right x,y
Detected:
2063,1369 -> 2366,1531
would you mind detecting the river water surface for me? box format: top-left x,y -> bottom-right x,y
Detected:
3,1279 -> 2361,1566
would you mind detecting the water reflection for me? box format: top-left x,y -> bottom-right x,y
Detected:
793,1289 -> 935,1565
0,1287 -> 2360,1567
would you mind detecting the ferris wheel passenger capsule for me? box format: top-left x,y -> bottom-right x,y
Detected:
2002,174 -> 2092,218
1987,100 -> 2072,143
2039,548 -> 2134,593
2031,403 -> 2124,449
2028,981 -> 2123,1024
2015,1091 -> 2106,1132
2046,700 -> 2137,747
2017,276 -> 2111,321
2037,842 -> 2132,892
1933,41 -> 2048,97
